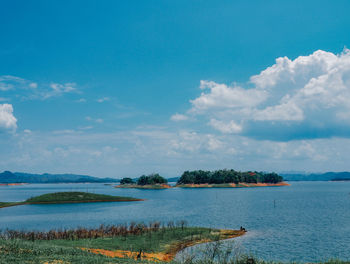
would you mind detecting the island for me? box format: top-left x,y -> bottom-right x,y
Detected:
115,173 -> 172,189
0,191 -> 143,209
0,221 -> 246,263
176,169 -> 290,188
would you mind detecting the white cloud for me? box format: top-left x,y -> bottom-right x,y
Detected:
254,101 -> 304,121
209,119 -> 242,133
76,98 -> 87,103
190,80 -> 267,113
29,82 -> 38,89
96,97 -> 110,103
43,83 -> 76,99
0,75 -> 78,100
86,116 -> 103,123
0,75 -> 26,91
170,113 -> 189,121
2,126 -> 350,177
174,49 -> 350,140
0,104 -> 17,132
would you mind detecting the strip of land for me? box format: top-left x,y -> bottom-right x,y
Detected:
0,191 -> 142,209
0,224 -> 246,263
80,229 -> 245,262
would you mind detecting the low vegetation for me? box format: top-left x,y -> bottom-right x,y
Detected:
0,223 -> 348,264
0,192 -> 142,209
0,221 -> 246,263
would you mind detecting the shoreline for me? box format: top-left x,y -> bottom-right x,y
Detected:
81,228 -> 246,262
0,199 -> 144,209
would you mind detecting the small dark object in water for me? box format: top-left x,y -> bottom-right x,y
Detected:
240,226 -> 246,232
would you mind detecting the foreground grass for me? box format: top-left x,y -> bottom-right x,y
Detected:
0,238 -> 151,264
0,192 -> 142,209
1,237 -> 349,264
0,226 -> 245,263
41,227 -> 242,252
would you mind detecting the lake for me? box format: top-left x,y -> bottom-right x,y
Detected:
0,181 -> 349,262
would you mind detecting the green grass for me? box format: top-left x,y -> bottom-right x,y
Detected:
0,192 -> 142,209
25,192 -> 141,203
0,227 -> 245,263
36,227 -> 220,253
0,202 -> 20,208
0,238 -> 153,264
1,235 -> 349,264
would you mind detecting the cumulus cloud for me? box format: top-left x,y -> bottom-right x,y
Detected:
0,104 -> 17,132
209,119 -> 242,133
190,80 -> 267,112
175,49 -> 350,140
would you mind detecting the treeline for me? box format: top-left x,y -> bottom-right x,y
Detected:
177,170 -> 283,184
120,173 -> 168,185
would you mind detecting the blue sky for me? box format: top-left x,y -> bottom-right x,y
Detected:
1,0 -> 350,178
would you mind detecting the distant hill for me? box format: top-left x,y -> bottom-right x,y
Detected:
167,177 -> 180,182
0,171 -> 118,184
281,172 -> 350,181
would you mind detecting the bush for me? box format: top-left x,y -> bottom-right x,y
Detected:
120,177 -> 135,185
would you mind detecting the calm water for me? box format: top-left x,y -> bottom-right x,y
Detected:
0,182 -> 349,262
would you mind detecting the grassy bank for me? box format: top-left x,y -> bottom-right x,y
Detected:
0,223 -> 246,263
0,191 -> 142,209
1,235 -> 349,264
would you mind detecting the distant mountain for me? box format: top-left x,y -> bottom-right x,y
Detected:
0,171 -> 118,184
167,177 -> 180,182
281,172 -> 350,181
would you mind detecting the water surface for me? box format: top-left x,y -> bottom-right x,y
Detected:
0,181 -> 349,262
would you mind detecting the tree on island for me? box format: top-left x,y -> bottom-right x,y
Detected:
120,177 -> 135,185
137,173 -> 168,185
177,169 -> 283,185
